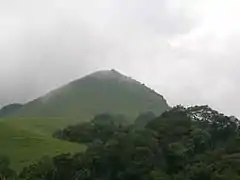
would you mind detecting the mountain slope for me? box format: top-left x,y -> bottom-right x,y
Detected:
0,103 -> 23,117
0,70 -> 169,171
8,70 -> 169,122
0,119 -> 86,171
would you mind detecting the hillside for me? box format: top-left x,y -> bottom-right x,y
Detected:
0,118 -> 86,171
17,106 -> 240,180
0,70 -> 169,171
4,70 -> 169,123
0,103 -> 23,117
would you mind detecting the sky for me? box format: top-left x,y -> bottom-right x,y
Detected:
0,0 -> 240,117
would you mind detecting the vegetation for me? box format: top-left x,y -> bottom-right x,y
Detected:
1,71 -> 239,180
0,104 -> 23,117
5,105 -> 240,180
0,120 -> 86,171
2,70 -> 169,121
53,113 -> 131,144
0,156 -> 16,180
134,111 -> 156,129
0,70 -> 170,174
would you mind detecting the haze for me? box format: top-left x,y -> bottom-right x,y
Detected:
0,0 -> 240,117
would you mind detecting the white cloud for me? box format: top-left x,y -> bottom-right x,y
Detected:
0,0 -> 240,117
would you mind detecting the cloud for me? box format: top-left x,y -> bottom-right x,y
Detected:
0,0 -> 240,117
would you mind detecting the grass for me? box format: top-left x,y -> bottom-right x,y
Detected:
0,70 -> 170,171
2,117 -> 83,135
14,74 -> 169,121
0,118 -> 86,171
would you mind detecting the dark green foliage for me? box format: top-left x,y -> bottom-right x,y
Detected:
19,105 -> 240,180
92,113 -> 127,126
135,111 -> 156,129
18,156 -> 55,180
0,156 -> 16,180
53,113 -> 129,144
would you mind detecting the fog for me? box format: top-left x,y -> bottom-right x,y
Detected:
1,0 -> 240,117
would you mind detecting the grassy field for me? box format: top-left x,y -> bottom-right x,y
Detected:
2,117 -> 85,135
0,118 -> 86,171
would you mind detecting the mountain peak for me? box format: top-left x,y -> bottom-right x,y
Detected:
89,69 -> 122,76
6,69 -> 170,120
86,69 -> 131,81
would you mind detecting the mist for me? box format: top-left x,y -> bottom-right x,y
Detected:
1,0 -> 240,117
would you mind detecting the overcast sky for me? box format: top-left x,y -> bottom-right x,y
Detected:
0,0 -> 240,116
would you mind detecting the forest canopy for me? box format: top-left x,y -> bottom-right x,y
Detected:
2,105 -> 240,180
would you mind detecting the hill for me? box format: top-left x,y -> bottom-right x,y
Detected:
0,70 -> 169,171
0,103 -> 23,117
0,118 -> 86,171
3,69 -> 169,123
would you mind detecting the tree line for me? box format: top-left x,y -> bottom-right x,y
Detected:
2,105 -> 240,180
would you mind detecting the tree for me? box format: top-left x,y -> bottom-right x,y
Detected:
53,113 -> 128,144
135,111 -> 156,129
0,156 -> 16,180
20,105 -> 240,180
19,156 -> 54,180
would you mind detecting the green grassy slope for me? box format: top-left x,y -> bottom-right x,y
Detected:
4,117 -> 77,135
0,70 -> 169,171
11,70 -> 169,123
0,119 -> 86,171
